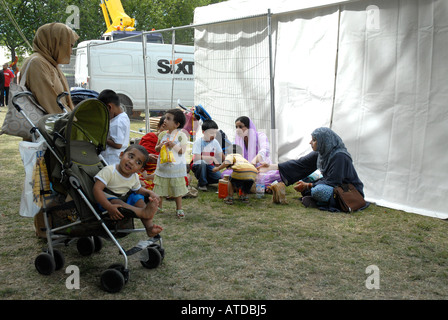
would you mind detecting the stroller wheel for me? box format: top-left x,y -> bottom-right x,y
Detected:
101,268 -> 125,293
53,249 -> 65,271
93,236 -> 103,252
140,246 -> 162,269
77,237 -> 95,256
35,252 -> 56,275
108,263 -> 130,283
153,243 -> 165,259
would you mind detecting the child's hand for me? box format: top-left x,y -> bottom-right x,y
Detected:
212,167 -> 219,173
257,162 -> 270,172
165,141 -> 175,149
148,154 -> 158,163
108,204 -> 124,220
140,170 -> 149,179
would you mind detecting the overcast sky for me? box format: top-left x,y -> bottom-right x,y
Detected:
0,46 -> 9,64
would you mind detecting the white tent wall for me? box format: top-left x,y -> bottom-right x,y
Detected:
333,0 -> 448,219
193,0 -> 448,219
274,7 -> 339,160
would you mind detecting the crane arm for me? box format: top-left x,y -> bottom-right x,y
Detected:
100,0 -> 135,33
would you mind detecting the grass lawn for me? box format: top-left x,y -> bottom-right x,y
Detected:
1,111 -> 448,301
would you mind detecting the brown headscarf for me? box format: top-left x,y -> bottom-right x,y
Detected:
21,23 -> 79,113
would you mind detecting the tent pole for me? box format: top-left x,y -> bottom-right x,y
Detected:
330,6 -> 342,129
171,29 -> 176,108
268,9 -> 275,130
268,9 -> 278,162
142,32 -> 150,133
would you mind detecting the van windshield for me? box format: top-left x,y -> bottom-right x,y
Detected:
111,31 -> 163,44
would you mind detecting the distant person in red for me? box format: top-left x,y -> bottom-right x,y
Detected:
139,116 -> 166,190
0,68 -> 4,107
2,63 -> 14,106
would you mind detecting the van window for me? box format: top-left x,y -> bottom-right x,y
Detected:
76,52 -> 86,75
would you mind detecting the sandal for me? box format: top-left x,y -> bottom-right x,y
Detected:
118,207 -> 137,218
240,195 -> 249,204
176,209 -> 185,218
224,197 -> 233,205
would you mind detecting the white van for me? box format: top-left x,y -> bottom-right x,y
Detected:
74,39 -> 194,115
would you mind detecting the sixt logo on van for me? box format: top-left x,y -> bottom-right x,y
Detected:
157,58 -> 194,75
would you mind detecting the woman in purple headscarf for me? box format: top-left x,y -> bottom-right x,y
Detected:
234,116 -> 270,166
222,116 -> 281,186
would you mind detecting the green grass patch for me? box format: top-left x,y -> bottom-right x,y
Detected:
1,112 -> 448,299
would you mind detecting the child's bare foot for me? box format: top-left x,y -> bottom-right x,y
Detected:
139,197 -> 159,219
147,224 -> 163,238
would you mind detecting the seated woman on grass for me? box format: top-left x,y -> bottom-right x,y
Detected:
222,116 -> 282,188
259,127 -> 365,210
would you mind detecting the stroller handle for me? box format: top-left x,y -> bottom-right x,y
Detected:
56,92 -> 69,113
177,99 -> 190,112
12,91 -> 34,112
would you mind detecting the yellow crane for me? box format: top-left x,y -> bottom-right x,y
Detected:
100,0 -> 135,34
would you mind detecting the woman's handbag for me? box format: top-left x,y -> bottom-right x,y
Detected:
333,183 -> 366,212
269,181 -> 288,204
0,57 -> 47,140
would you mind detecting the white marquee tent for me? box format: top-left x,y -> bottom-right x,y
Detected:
193,0 -> 448,219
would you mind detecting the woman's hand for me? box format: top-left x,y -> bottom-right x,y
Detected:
293,181 -> 312,193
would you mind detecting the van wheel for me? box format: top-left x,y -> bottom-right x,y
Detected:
117,94 -> 133,118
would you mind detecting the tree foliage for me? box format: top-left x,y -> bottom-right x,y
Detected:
0,0 -> 226,63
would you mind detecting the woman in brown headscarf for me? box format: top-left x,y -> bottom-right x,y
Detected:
20,22 -> 79,114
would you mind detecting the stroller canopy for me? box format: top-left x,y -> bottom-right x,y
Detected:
38,99 -> 109,165
66,99 -> 109,148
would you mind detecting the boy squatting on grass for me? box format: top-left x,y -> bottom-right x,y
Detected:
191,119 -> 225,191
93,144 -> 163,238
212,144 -> 258,204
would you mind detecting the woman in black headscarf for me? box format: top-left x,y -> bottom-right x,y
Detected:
259,127 -> 364,209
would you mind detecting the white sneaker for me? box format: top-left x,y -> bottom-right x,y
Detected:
176,209 -> 185,218
198,185 -> 208,191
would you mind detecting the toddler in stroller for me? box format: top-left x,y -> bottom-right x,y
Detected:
93,144 -> 163,238
13,92 -> 164,293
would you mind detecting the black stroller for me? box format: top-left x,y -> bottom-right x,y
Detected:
13,92 -> 164,293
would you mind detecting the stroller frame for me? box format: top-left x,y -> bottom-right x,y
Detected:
14,92 -> 164,293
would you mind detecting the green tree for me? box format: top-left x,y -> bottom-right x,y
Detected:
0,0 -> 226,66
0,0 -> 73,67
